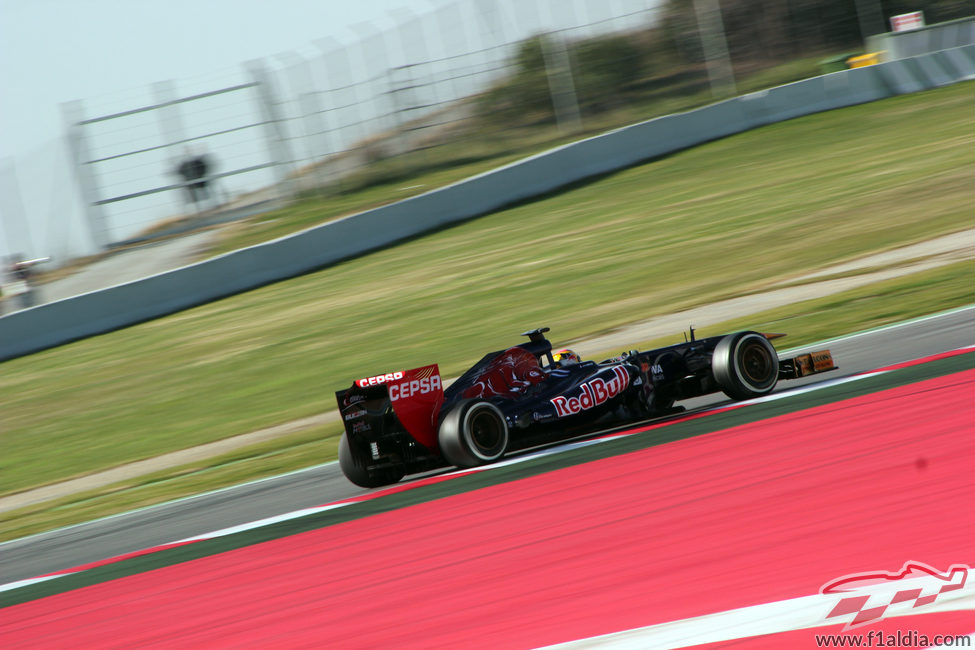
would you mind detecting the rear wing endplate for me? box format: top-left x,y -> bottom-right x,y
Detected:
336,364 -> 445,450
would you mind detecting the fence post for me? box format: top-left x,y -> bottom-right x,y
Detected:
854,0 -> 888,45
60,100 -> 111,251
541,33 -> 582,133
246,59 -> 297,200
693,0 -> 737,99
298,90 -> 334,195
0,159 -> 34,257
350,24 -> 396,141
435,4 -> 470,101
152,80 -> 192,213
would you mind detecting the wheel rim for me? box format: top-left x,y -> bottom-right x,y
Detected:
738,339 -> 775,387
469,409 -> 504,454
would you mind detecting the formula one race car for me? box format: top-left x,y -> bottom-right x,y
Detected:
335,327 -> 836,487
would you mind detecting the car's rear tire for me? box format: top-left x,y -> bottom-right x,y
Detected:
712,331 -> 779,400
438,400 -> 509,469
338,434 -> 405,488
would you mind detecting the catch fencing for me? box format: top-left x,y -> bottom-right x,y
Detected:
3,43 -> 974,361
61,71 -> 293,250
0,0 -> 656,263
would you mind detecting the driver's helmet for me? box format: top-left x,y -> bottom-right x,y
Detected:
552,348 -> 580,366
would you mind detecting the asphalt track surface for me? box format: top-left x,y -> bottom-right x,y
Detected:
2,306 -> 974,586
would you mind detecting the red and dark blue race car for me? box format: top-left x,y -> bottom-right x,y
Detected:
336,327 -> 836,487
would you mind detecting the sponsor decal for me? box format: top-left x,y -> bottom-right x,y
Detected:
355,371 -> 405,388
891,10 -> 924,32
388,364 -> 443,448
820,561 -> 969,630
533,410 -> 555,423
550,366 -> 629,418
811,350 -> 835,372
389,373 -> 442,402
795,350 -> 835,376
352,421 -> 372,434
796,354 -> 812,376
343,393 -> 365,407
343,409 -> 367,421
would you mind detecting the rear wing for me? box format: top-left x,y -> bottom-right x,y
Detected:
336,364 -> 445,450
778,349 -> 837,380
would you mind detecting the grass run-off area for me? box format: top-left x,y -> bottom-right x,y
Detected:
211,55 -> 828,254
2,81 -> 974,539
4,256 -> 975,542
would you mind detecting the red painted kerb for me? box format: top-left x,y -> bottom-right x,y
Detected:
3,370 -> 974,649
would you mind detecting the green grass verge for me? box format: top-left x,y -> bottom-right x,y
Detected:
1,81 -> 973,509
4,258 -> 974,542
211,56 -> 829,254
621,257 -> 975,356
0,423 -> 342,543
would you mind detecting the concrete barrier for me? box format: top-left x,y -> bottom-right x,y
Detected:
961,43 -> 975,65
875,58 -> 930,94
740,77 -> 824,128
823,66 -> 890,108
937,46 -> 975,79
2,49 -> 973,362
915,53 -> 956,87
868,16 -> 975,61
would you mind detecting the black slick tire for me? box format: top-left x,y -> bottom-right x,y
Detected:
438,400 -> 509,469
338,434 -> 405,488
712,331 -> 779,400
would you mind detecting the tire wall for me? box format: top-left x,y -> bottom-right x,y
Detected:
2,45 -> 975,362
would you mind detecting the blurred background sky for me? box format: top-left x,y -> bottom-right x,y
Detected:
0,0 -> 662,158
0,0 -> 659,261
0,0 -> 466,158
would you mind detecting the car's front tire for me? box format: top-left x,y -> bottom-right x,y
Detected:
338,434 -> 405,488
712,331 -> 779,400
438,400 -> 509,468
